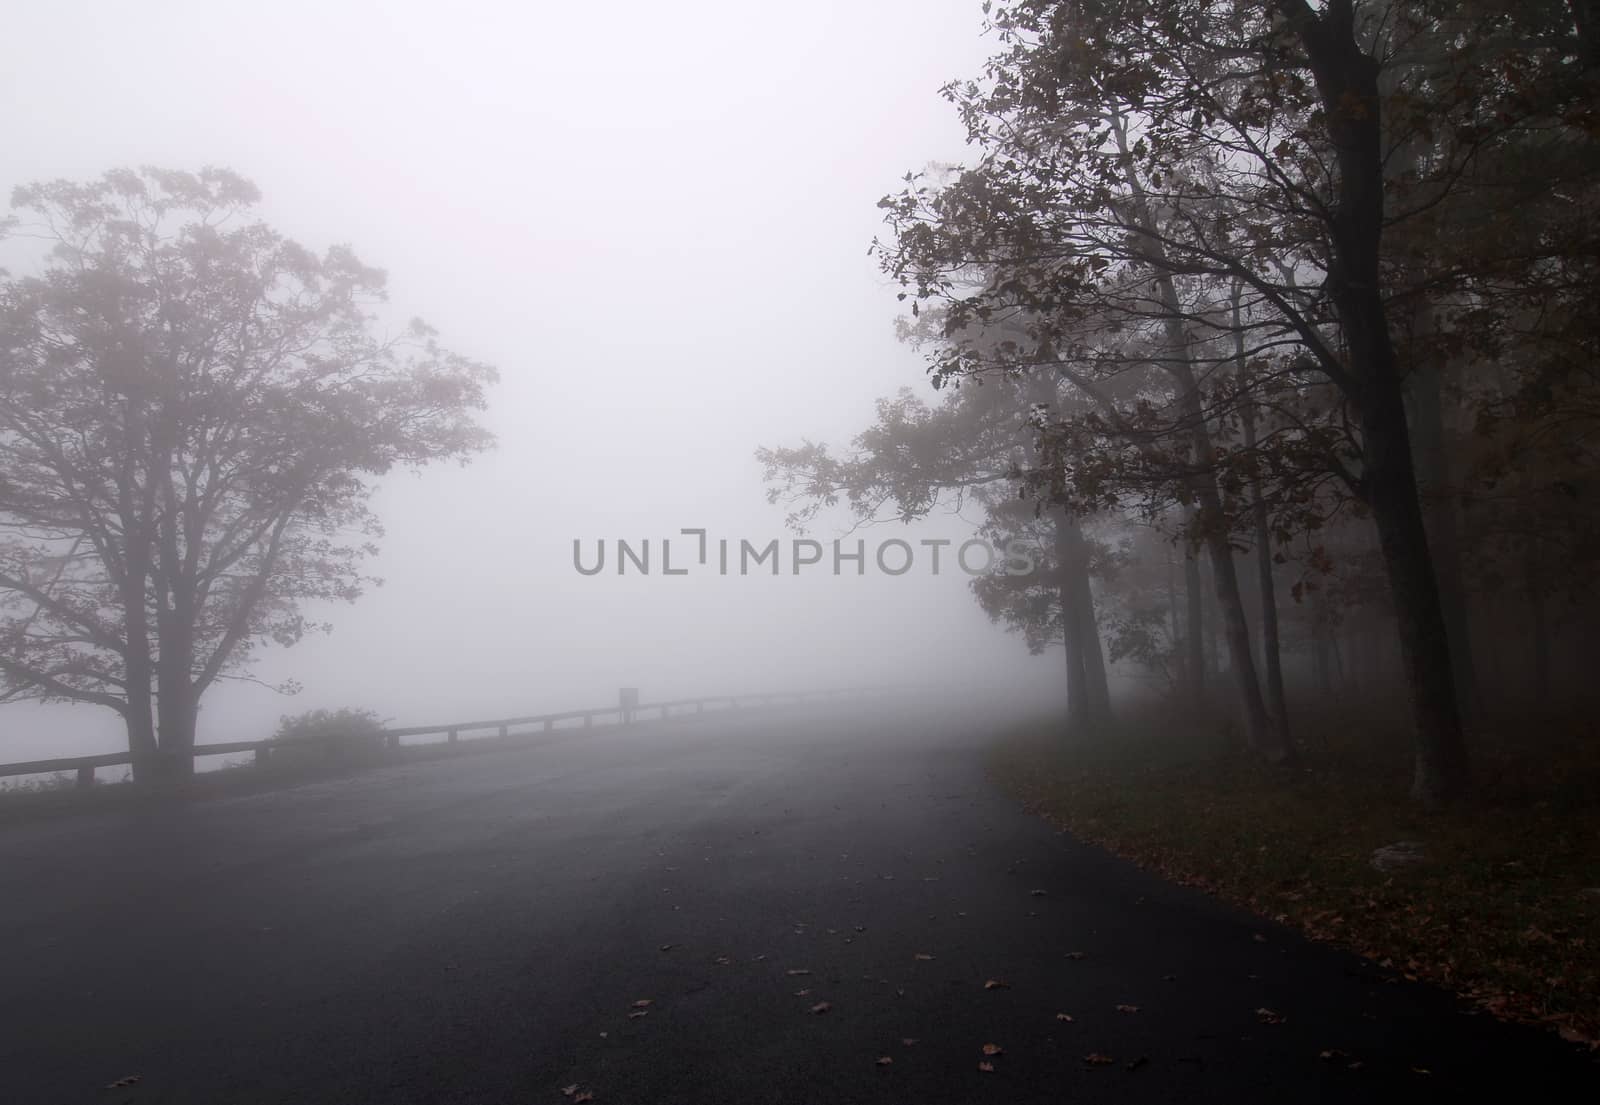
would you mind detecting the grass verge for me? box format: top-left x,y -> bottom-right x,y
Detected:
988,693 -> 1600,1050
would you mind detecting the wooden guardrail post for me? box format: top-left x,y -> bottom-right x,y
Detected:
76,764 -> 94,788
498,724 -> 508,738
447,727 -> 459,744
256,746 -> 270,767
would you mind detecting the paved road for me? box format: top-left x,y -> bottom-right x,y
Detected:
2,700 -> 1591,1103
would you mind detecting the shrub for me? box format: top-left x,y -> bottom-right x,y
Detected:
268,707 -> 389,767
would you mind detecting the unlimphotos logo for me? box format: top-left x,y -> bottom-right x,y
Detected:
572,529 -> 1038,577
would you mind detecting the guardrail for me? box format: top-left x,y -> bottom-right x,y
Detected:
0,689 -> 849,789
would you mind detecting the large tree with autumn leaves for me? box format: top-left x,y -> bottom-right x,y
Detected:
0,168 -> 496,782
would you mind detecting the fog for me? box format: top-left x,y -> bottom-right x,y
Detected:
0,0 -> 1063,761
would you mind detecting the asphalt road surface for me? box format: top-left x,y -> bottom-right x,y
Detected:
3,700 -> 1592,1103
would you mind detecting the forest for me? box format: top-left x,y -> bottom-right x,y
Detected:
763,0 -> 1599,800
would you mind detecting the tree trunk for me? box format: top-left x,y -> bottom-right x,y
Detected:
1234,286 -> 1291,746
1241,403 -> 1291,746
1362,384 -> 1469,804
1056,513 -> 1089,731
1407,309 -> 1477,711
155,637 -> 198,780
1060,510 -> 1112,724
1202,527 -> 1282,760
1282,0 -> 1469,802
1184,529 -> 1205,705
120,588 -> 160,782
1165,544 -> 1182,688
1107,110 -> 1271,747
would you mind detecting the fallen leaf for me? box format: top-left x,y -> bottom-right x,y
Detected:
1084,1053 -> 1115,1065
1318,1048 -> 1348,1062
1055,1013 -> 1074,1022
1255,1007 -> 1287,1025
627,1010 -> 648,1020
914,953 -> 935,961
574,1093 -> 595,1104
1161,974 -> 1177,981
875,1056 -> 893,1066
981,1043 -> 1003,1056
713,956 -> 730,966
1115,1004 -> 1140,1014
561,1085 -> 580,1098
631,999 -> 652,1008
105,1076 -> 141,1089
984,979 -> 1010,990
1252,933 -> 1268,944
1412,1066 -> 1432,1075
901,1037 -> 918,1046
810,1002 -> 832,1014
786,968 -> 812,976
793,988 -> 812,996
598,1032 -> 607,1039
1126,1055 -> 1149,1071
658,943 -> 676,952
1030,889 -> 1048,896
1065,951 -> 1086,960
978,1061 -> 995,1073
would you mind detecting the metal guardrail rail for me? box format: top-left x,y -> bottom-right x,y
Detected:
0,688 -> 856,788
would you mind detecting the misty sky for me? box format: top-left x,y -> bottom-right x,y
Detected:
0,0 -> 1067,761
